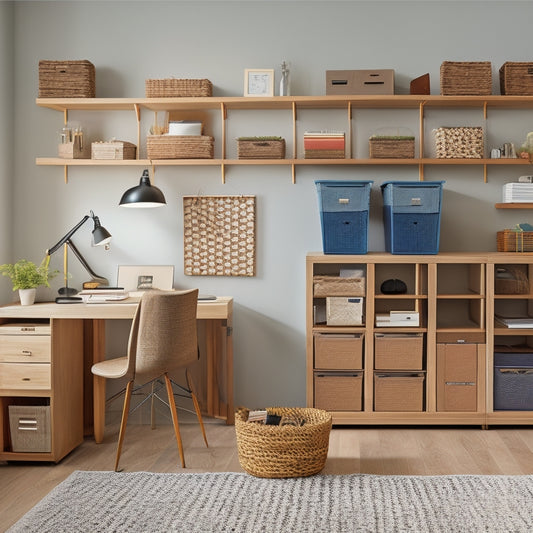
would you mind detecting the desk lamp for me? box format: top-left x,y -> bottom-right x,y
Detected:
119,169 -> 166,208
46,210 -> 112,304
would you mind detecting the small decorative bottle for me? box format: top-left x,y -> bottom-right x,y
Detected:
280,61 -> 290,96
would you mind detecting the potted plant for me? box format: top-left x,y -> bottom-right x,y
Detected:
0,257 -> 58,305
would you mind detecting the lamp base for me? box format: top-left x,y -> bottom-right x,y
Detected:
55,296 -> 83,304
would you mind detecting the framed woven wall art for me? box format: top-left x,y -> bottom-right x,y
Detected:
183,195 -> 256,276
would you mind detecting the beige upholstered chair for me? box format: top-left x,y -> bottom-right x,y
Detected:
91,289 -> 208,471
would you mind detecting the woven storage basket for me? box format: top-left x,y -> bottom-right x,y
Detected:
146,135 -> 214,159
495,264 -> 530,294
313,275 -> 365,297
91,140 -> 136,160
434,127 -> 483,158
235,407 -> 332,478
497,229 -> 533,252
440,61 -> 492,96
237,138 -> 285,159
369,138 -> 415,159
39,60 -> 95,98
145,78 -> 212,97
499,62 -> 533,95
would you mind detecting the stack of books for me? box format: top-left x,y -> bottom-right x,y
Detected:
376,311 -> 419,327
502,182 -> 533,203
304,131 -> 345,159
78,287 -> 129,303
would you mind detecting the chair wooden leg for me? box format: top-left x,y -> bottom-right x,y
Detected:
115,380 -> 133,472
165,373 -> 185,468
186,369 -> 208,448
151,381 -> 156,430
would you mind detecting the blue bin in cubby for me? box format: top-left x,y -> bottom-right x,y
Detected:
494,352 -> 533,410
315,180 -> 373,254
381,180 -> 445,255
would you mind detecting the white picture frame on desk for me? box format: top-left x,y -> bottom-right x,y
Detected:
117,265 -> 174,294
244,69 -> 274,97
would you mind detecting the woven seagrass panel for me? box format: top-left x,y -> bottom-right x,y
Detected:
183,195 -> 255,276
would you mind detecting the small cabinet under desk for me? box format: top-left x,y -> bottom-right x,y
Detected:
306,252 -> 533,427
0,317 -> 84,462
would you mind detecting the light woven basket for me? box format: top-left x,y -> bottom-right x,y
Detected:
237,138 -> 285,159
235,406 -> 332,478
145,78 -> 212,97
313,275 -> 365,297
499,62 -> 533,95
434,127 -> 483,158
440,61 -> 492,96
497,230 -> 533,253
146,135 -> 214,159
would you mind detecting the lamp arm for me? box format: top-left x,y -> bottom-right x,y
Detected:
46,215 -> 90,256
67,239 -> 109,285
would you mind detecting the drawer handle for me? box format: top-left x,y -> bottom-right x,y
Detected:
22,377 -> 31,381
21,350 -> 32,356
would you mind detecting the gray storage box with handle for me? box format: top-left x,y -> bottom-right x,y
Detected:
494,352 -> 533,410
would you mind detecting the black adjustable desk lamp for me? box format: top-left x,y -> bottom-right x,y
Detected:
46,211 -> 112,304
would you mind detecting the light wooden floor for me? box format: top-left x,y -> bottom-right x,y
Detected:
2,415 -> 533,530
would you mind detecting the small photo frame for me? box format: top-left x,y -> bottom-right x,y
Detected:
244,69 -> 274,97
117,265 -> 174,294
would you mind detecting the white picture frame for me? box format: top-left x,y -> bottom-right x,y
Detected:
117,265 -> 174,294
244,69 -> 274,97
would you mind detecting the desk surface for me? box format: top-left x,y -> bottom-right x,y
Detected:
0,297 -> 233,321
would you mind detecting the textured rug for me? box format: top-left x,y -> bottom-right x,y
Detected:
8,470 -> 533,532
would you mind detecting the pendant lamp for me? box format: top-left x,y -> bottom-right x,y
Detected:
119,169 -> 166,208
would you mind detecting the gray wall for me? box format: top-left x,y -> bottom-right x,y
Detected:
5,0 -> 533,408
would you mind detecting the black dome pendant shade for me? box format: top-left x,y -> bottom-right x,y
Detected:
119,169 -> 167,208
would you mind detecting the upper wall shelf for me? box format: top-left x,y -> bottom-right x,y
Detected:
36,95 -> 533,184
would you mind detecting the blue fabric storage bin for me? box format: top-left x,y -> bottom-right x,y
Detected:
494,352 -> 533,410
381,181 -> 444,255
315,180 -> 373,255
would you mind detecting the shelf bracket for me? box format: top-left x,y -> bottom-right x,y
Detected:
291,163 -> 296,184
64,165 -> 68,184
221,103 -> 227,160
134,104 -> 141,159
221,162 -> 226,184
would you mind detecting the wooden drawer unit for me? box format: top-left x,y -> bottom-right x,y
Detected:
0,362 -> 51,390
0,335 -> 51,363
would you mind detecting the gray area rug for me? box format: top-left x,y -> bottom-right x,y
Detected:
8,470 -> 533,532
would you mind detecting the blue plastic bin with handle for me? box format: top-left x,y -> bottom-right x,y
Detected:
381,180 -> 445,254
315,180 -> 373,254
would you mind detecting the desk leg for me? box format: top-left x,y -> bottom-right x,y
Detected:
84,319 -> 106,443
226,319 -> 234,425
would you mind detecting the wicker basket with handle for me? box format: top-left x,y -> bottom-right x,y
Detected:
235,406 -> 331,478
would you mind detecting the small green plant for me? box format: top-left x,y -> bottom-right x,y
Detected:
0,257 -> 58,291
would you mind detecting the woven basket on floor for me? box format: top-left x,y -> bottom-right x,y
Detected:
39,60 -> 95,98
440,61 -> 492,96
235,406 -> 332,478
146,135 -> 214,159
145,78 -> 212,97
499,62 -> 533,95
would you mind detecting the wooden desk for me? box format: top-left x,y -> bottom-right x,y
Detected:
0,297 -> 233,452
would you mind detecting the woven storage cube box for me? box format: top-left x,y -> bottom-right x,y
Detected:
369,137 -> 415,159
313,275 -> 365,297
495,264 -> 530,294
497,230 -> 533,253
237,138 -> 285,159
91,141 -> 136,160
9,405 -> 51,452
374,373 -> 425,411
434,127 -> 483,159
374,333 -> 424,370
314,372 -> 363,411
146,135 -> 214,159
235,407 -> 331,478
145,78 -> 212,97
314,333 -> 363,369
326,296 -> 363,326
39,60 -> 95,98
440,61 -> 492,95
500,62 -> 533,95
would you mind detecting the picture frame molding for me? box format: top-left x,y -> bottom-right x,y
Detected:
244,68 -> 275,97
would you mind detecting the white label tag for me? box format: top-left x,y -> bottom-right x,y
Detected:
338,198 -> 350,204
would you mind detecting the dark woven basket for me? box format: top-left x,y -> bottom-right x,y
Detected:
440,61 -> 492,96
39,60 -> 95,98
499,62 -> 533,95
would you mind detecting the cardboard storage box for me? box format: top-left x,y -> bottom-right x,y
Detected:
313,275 -> 365,297
326,70 -> 394,95
314,333 -> 363,370
314,372 -> 363,411
374,372 -> 424,411
9,405 -> 51,452
326,296 -> 363,326
436,343 -> 479,412
374,333 -> 423,370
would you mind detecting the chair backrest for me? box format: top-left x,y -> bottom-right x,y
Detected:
130,289 -> 199,384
